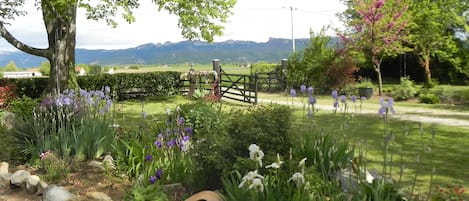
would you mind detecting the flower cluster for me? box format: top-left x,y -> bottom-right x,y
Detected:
239,144 -> 308,193
40,150 -> 52,160
40,87 -> 113,115
153,116 -> 193,152
149,169 -> 164,184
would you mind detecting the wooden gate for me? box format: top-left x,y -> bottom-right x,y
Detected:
213,60 -> 257,104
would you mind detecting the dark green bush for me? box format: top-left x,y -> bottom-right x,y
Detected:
392,77 -> 417,101
6,96 -> 39,119
1,71 -> 182,100
419,93 -> 440,104
226,104 -> 293,168
179,101 -> 233,191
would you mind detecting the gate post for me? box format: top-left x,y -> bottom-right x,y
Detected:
212,59 -> 221,99
281,59 -> 288,90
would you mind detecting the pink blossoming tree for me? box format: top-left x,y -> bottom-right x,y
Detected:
342,0 -> 411,96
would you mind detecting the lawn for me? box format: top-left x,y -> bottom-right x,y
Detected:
113,94 -> 469,199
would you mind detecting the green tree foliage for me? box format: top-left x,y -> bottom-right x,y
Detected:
0,0 -> 236,95
287,28 -> 335,88
287,28 -> 359,91
408,0 -> 469,87
5,61 -> 19,71
341,0 -> 411,96
39,61 -> 51,76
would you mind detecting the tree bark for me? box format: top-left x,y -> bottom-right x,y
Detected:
41,2 -> 78,96
419,52 -> 432,88
0,2 -> 78,96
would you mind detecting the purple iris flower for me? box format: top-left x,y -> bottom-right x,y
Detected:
182,135 -> 190,142
300,85 -> 307,93
331,90 -> 339,99
177,117 -> 185,126
340,95 -> 347,103
307,86 -> 314,95
378,97 -> 396,115
290,89 -> 296,97
167,140 -> 176,147
104,86 -> 111,94
149,175 -> 157,184
158,133 -> 164,139
154,140 -> 162,148
145,154 -> 153,162
351,95 -> 357,103
309,96 -> 316,105
155,169 -> 164,179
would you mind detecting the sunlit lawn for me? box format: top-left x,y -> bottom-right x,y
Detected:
114,94 -> 469,199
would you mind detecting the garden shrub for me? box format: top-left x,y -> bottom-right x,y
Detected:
419,93 -> 440,104
392,77 -> 417,101
6,96 -> 38,119
226,104 -> 293,172
179,101 -> 233,191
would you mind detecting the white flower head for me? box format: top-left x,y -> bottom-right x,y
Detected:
248,178 -> 264,192
266,153 -> 284,169
288,172 -> 305,186
265,162 -> 280,169
239,170 -> 264,188
248,144 -> 264,167
181,140 -> 193,152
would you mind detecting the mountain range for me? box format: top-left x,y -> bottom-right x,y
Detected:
0,38 -> 313,68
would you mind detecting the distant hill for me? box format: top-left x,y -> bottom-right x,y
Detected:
0,38 -> 318,68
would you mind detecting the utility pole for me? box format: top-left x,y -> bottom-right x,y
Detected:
289,6 -> 297,53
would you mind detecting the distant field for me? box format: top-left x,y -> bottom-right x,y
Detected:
111,63 -> 251,74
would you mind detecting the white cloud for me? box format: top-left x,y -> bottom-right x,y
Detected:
0,0 -> 346,51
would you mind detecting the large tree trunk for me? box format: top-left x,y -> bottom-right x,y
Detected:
42,2 -> 78,96
0,2 -> 78,97
419,52 -> 432,88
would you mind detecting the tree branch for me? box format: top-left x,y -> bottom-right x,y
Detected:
0,21 -> 50,58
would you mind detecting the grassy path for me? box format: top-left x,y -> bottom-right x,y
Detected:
256,93 -> 469,129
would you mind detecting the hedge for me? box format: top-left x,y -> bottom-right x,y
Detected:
0,71 -> 182,100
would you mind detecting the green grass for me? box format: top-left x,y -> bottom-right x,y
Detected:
112,93 -> 469,199
288,107 -> 469,199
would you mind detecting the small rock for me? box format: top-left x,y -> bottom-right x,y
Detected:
88,161 -> 104,171
0,162 -> 8,174
43,185 -> 76,201
10,169 -> 31,186
86,191 -> 113,201
25,175 -> 41,194
102,155 -> 115,170
0,173 -> 11,188
39,180 -> 49,190
336,167 -> 374,193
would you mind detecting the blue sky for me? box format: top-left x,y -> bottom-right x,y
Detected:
0,0 -> 346,51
